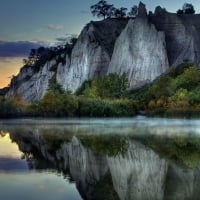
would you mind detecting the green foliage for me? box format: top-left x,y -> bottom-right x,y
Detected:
78,73 -> 128,99
0,97 -> 26,118
30,91 -> 78,117
145,135 -> 200,168
172,66 -> 200,91
79,134 -> 128,157
78,98 -> 137,117
145,76 -> 174,101
126,63 -> 200,117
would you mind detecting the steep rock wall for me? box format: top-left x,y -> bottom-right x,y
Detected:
6,19 -> 126,101
56,19 -> 127,92
6,60 -> 56,102
150,7 -> 200,66
108,3 -> 169,89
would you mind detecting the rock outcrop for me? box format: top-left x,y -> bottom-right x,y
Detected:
6,60 -> 55,102
108,3 -> 169,89
6,19 -> 126,101
150,6 -> 200,66
56,19 -> 126,92
5,2 -> 200,101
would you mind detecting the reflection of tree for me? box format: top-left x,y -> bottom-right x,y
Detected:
134,134 -> 200,168
79,134 -> 128,157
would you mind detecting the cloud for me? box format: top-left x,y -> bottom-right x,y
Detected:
56,37 -> 68,42
47,24 -> 64,30
55,33 -> 78,45
0,41 -> 47,57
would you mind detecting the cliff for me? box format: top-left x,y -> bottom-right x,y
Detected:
150,6 -> 200,66
5,2 -> 200,102
6,19 -> 126,101
108,3 -> 169,89
56,19 -> 127,92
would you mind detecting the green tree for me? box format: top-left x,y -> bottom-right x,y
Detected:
80,73 -> 128,99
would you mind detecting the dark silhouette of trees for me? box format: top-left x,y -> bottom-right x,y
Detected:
177,3 -> 195,15
90,1 -> 139,19
183,3 -> 195,14
128,5 -> 138,18
22,35 -> 78,70
114,7 -> 127,18
177,9 -> 184,15
90,0 -> 115,19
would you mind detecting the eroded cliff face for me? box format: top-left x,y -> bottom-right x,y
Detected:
5,3 -> 200,101
57,19 -> 126,92
108,4 -> 169,89
6,60 -> 56,102
6,19 -> 126,101
150,7 -> 200,66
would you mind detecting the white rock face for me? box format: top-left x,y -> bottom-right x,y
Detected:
107,140 -> 168,200
56,55 -> 71,90
108,17 -> 169,89
56,19 -> 126,93
59,28 -> 110,92
6,19 -> 126,101
6,60 -> 56,102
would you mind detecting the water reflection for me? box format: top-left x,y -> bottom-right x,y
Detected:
1,118 -> 200,200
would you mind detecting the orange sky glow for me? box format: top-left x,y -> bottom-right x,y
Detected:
0,57 -> 22,88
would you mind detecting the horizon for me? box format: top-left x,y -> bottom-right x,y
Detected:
0,0 -> 200,88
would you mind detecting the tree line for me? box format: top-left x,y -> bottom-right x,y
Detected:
90,1 -> 196,20
90,0 -> 138,19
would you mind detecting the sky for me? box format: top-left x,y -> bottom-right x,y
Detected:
0,0 -> 200,88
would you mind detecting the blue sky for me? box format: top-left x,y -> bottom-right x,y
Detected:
0,0 -> 200,87
1,0 -> 200,44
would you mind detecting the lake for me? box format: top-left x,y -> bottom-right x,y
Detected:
0,117 -> 200,200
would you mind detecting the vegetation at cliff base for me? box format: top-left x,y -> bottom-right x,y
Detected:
129,62 -> 200,117
0,73 -> 137,118
1,62 -> 200,118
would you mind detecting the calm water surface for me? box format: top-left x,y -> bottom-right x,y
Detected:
1,117 -> 200,200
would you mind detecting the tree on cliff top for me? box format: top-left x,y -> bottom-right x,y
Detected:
128,5 -> 138,18
114,7 -> 127,18
90,0 -> 115,19
177,3 -> 195,14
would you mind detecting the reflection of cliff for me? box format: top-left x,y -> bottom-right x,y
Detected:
8,129 -> 200,200
107,140 -> 167,200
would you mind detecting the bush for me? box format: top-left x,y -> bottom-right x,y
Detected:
29,91 -> 78,117
0,97 -> 26,118
77,73 -> 128,99
78,98 -> 137,117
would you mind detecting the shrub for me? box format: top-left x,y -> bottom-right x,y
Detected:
78,98 -> 137,117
